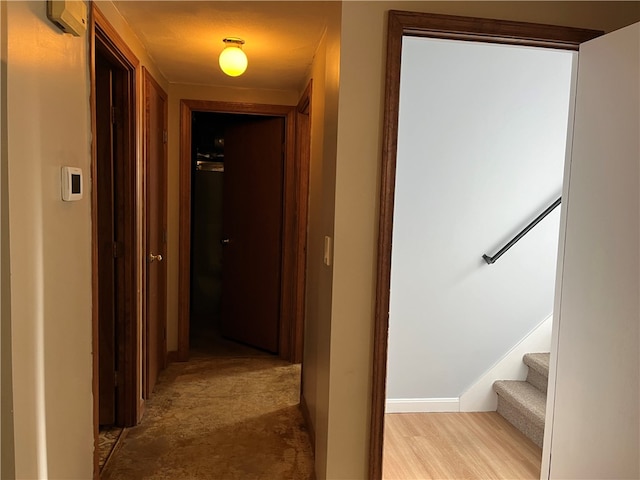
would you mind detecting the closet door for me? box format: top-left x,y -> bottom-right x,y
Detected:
220,116 -> 285,353
143,69 -> 167,398
546,22 -> 639,479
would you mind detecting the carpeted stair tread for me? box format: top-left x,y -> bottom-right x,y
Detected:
523,352 -> 550,379
493,380 -> 546,430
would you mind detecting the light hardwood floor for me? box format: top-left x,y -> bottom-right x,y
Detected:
383,412 -> 542,479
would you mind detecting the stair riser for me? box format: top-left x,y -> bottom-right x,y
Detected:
523,353 -> 550,379
496,396 -> 544,448
526,368 -> 548,394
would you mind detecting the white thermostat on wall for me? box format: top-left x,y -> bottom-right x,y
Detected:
61,166 -> 83,202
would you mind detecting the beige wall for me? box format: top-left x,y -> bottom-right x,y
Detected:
0,0 -> 15,478
6,1 -> 93,477
5,1 -> 169,477
300,3 -> 341,478
326,2 -> 640,478
165,83 -> 298,352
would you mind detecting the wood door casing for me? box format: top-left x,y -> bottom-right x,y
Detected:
96,52 -> 117,426
370,11 -> 603,480
91,7 -> 141,476
95,43 -> 131,427
177,100 -> 301,362
143,67 -> 168,397
220,117 -> 285,353
292,81 -> 312,364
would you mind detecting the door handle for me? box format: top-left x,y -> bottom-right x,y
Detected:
149,253 -> 163,263
221,238 -> 231,245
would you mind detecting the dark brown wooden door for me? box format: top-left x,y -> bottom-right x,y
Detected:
96,53 -> 117,426
94,11 -> 139,429
144,69 -> 168,397
220,116 -> 285,353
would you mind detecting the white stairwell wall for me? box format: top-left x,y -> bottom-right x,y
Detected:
386,37 -> 575,411
459,315 -> 552,412
386,316 -> 552,413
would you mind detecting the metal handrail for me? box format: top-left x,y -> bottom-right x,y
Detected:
482,197 -> 561,265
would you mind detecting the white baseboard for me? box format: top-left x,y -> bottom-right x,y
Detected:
386,397 -> 459,413
459,314 -> 553,412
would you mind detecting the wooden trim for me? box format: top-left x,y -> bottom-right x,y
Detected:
178,101 -> 191,362
369,13 -> 404,480
180,100 -> 294,116
160,91 -> 168,370
389,10 -> 603,49
92,6 -> 140,68
291,81 -> 312,364
279,106 -> 298,361
369,11 -> 603,480
141,66 -> 148,401
91,8 -> 140,476
178,100 -> 302,363
89,7 -> 98,478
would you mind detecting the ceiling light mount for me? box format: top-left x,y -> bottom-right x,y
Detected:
219,37 -> 248,77
223,37 -> 245,48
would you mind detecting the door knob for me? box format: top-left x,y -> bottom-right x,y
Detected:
221,238 -> 231,245
149,253 -> 163,262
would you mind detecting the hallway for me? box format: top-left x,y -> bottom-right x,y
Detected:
101,338 -> 313,480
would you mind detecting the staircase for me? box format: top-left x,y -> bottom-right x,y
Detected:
493,352 -> 550,448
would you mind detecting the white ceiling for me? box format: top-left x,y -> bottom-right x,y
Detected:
112,1 -> 333,92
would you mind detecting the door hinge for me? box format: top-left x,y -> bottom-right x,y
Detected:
163,130 -> 168,144
111,106 -> 119,125
113,241 -> 121,258
114,371 -> 119,387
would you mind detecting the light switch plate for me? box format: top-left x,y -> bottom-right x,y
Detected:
324,236 -> 332,266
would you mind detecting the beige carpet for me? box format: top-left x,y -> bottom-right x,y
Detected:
98,426 -> 124,471
102,352 -> 313,479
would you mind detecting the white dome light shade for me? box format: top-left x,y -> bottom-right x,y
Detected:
219,38 -> 248,77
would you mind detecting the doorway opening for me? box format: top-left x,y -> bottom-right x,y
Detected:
370,11 -> 602,480
189,111 -> 285,356
178,100 -> 306,364
90,5 -> 140,478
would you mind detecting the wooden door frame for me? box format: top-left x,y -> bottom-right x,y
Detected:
369,10 -> 602,479
90,5 -> 140,478
142,67 -> 168,398
292,81 -> 312,364
178,100 -> 306,363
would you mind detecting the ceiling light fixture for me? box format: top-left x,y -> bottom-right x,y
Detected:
219,37 -> 248,77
